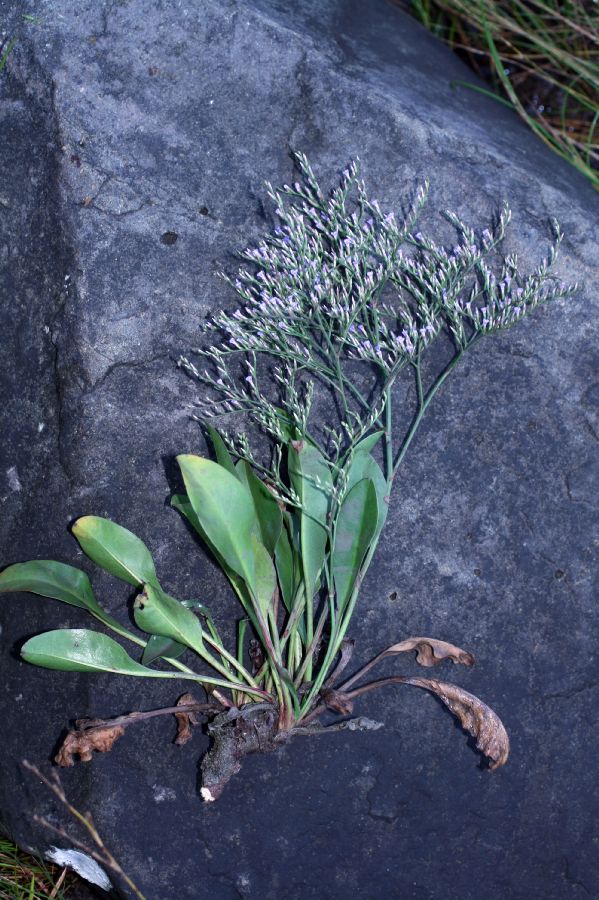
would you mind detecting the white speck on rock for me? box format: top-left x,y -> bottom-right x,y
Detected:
37,422 -> 45,433
6,467 -> 22,492
46,848 -> 112,890
152,784 -> 177,802
201,787 -> 216,802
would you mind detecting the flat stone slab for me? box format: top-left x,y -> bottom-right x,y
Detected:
0,1 -> 598,897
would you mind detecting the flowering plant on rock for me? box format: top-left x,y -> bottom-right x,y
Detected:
0,154 -> 576,800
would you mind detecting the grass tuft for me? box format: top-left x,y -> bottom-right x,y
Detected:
0,834 -> 80,899
399,0 -> 599,189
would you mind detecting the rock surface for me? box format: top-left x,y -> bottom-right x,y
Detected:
0,1 -> 597,897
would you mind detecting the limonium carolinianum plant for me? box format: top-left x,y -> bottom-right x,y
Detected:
0,154 -> 577,800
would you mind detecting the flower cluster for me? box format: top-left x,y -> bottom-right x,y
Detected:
181,152 -> 576,471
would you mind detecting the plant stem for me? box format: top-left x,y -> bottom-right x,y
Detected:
203,633 -> 262,688
298,338 -> 479,720
384,385 -> 393,484
393,337 -> 479,474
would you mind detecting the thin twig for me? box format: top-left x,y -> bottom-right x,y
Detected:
22,761 -> 146,900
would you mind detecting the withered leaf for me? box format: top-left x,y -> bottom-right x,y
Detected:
248,639 -> 265,674
55,720 -> 125,767
323,638 -> 355,689
320,688 -> 354,715
174,692 -> 201,746
384,637 -> 475,668
404,677 -> 510,769
338,636 -> 476,695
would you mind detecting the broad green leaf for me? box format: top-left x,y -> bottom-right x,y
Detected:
274,522 -> 295,613
288,442 -> 333,598
232,460 -> 263,545
239,461 -> 282,555
72,516 -> 158,588
234,458 -> 248,484
344,452 -> 389,540
171,493 -> 202,534
333,478 -> 379,613
177,455 -> 266,599
286,507 -> 302,555
134,584 -> 204,655
141,634 -> 187,666
171,493 -> 257,622
353,430 -> 385,455
249,533 -> 277,617
0,559 -> 135,639
205,425 -> 238,477
177,455 -> 256,576
21,629 -> 266,696
21,629 -> 160,676
0,560 -> 102,614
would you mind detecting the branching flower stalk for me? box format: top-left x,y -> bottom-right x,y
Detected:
0,154 -> 576,800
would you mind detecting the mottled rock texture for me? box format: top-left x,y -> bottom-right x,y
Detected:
0,1 -> 597,897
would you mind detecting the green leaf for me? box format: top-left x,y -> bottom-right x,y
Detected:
171,492 -> 258,624
72,516 -> 159,588
134,584 -> 204,655
333,478 -> 379,613
234,458 -> 252,492
0,559 -> 137,641
249,533 -> 277,617
239,461 -> 283,555
205,425 -> 238,477
177,455 -> 257,577
141,634 -> 187,666
22,628 -> 266,696
344,452 -> 389,540
354,430 -> 385,455
0,560 -> 102,614
177,455 -> 275,605
288,442 -> 333,598
171,493 -> 202,533
274,522 -> 296,613
21,629 -> 160,676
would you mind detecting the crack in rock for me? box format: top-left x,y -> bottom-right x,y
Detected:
85,353 -> 171,395
542,680 -> 599,702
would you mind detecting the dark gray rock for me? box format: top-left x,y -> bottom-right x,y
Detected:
0,1 -> 597,897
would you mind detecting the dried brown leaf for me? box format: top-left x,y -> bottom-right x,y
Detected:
248,639 -> 265,673
174,692 -> 201,746
55,720 -> 125,767
337,636 -> 475,696
384,637 -> 475,668
323,637 -> 355,689
404,677 -> 510,769
320,688 -> 354,715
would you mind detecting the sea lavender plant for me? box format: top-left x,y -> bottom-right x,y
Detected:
0,154 -> 576,800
